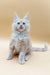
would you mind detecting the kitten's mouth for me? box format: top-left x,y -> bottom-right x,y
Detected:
20,25 -> 23,29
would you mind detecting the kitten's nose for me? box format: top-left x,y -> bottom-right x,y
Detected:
20,25 -> 23,29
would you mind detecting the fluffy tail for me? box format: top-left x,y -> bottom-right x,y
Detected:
32,43 -> 48,51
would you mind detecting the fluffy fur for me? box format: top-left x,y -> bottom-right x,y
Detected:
7,13 -> 48,64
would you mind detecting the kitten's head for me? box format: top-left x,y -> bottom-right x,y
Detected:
12,13 -> 30,32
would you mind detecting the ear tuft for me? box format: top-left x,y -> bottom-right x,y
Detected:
14,13 -> 19,21
24,13 -> 29,20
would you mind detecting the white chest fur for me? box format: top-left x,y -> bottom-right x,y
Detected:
11,31 -> 29,53
11,31 -> 28,40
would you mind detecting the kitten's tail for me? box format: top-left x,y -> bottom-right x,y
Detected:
32,43 -> 48,51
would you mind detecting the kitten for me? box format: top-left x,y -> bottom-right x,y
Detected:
7,13 -> 48,64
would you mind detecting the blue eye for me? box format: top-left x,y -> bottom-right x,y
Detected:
17,22 -> 20,24
23,22 -> 25,25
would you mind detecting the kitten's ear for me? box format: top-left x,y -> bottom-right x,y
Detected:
14,13 -> 19,21
24,13 -> 29,20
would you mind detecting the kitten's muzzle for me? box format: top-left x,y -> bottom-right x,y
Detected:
20,25 -> 23,29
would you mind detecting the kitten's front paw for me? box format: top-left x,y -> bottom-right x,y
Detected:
6,55 -> 13,60
19,59 -> 25,64
19,52 -> 25,64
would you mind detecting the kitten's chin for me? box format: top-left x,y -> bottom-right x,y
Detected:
14,27 -> 26,32
19,29 -> 25,32
18,28 -> 25,32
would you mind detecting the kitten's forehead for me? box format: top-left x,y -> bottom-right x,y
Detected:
16,18 -> 29,23
18,19 -> 26,22
20,18 -> 29,22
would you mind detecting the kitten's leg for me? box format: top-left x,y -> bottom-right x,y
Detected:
6,49 -> 14,60
19,52 -> 25,64
6,40 -> 14,60
25,52 -> 31,61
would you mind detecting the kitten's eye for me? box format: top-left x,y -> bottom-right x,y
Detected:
23,22 -> 25,25
17,22 -> 20,25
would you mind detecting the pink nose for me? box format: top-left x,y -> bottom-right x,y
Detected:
20,25 -> 23,29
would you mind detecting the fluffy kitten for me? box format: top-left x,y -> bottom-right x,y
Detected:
7,13 -> 48,64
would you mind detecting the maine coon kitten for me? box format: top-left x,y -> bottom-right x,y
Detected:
7,13 -> 48,64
